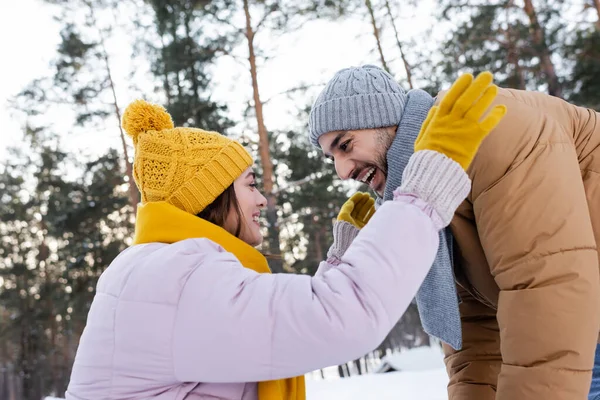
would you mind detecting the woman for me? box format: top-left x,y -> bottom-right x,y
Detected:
66,72 -> 505,399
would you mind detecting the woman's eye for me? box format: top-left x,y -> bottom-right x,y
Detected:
250,183 -> 258,188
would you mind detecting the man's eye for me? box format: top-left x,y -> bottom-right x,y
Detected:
340,140 -> 351,152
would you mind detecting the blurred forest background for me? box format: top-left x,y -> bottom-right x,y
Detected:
1,0 -> 599,398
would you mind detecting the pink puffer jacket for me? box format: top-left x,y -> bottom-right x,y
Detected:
66,195 -> 443,399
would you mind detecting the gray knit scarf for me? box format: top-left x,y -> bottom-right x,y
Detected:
377,89 -> 462,350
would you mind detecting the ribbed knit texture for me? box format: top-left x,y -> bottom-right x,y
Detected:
309,66 -> 463,350
397,150 -> 470,228
326,221 -> 360,263
308,65 -> 407,147
378,89 -> 463,351
122,100 -> 253,215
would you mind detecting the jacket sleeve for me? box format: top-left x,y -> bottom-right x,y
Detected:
171,196 -> 440,383
314,260 -> 334,277
456,92 -> 600,400
443,287 -> 501,400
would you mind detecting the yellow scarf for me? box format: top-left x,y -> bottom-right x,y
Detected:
133,201 -> 306,400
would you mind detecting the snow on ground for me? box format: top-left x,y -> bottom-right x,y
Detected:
374,346 -> 446,373
46,370 -> 449,400
45,347 -> 449,400
306,346 -> 449,399
306,368 -> 449,400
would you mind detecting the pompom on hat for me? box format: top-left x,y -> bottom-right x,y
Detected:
122,99 -> 253,215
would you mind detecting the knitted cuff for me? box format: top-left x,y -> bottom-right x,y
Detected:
396,150 -> 471,227
327,220 -> 360,263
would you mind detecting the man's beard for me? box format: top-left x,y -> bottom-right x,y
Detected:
375,127 -> 394,177
350,127 -> 395,196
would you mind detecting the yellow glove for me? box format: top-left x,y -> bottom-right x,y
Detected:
337,192 -> 375,229
414,71 -> 507,170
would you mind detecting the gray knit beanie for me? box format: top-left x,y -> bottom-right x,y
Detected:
308,64 -> 407,147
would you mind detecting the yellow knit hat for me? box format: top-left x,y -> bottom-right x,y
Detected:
122,99 -> 253,215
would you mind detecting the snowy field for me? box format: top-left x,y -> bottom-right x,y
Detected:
46,347 -> 449,400
306,368 -> 448,400
306,346 -> 449,399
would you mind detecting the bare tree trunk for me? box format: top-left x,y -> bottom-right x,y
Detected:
45,274 -> 59,395
49,307 -> 58,394
364,0 -> 391,74
0,309 -> 10,400
337,363 -> 351,377
37,223 -> 59,396
243,0 -> 283,273
504,3 -> 526,90
87,2 -> 139,213
383,0 -> 413,88
353,358 -> 363,375
169,23 -> 184,102
522,0 -> 563,97
19,288 -> 37,400
0,311 -> 7,360
59,318 -> 72,397
160,35 -> 173,107
183,11 -> 201,123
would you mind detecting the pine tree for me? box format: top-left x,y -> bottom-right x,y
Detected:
436,0 -> 567,94
565,0 -> 600,109
0,133 -> 131,398
199,0 -> 324,272
38,0 -> 142,212
143,0 -> 233,131
270,125 -> 348,276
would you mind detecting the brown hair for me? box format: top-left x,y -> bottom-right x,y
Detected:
198,183 -> 282,260
197,184 -> 244,237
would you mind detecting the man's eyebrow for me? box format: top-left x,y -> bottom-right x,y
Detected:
324,131 -> 349,157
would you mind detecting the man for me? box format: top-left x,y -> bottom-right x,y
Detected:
308,64 -> 600,400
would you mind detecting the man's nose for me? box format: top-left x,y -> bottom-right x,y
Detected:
335,158 -> 354,181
